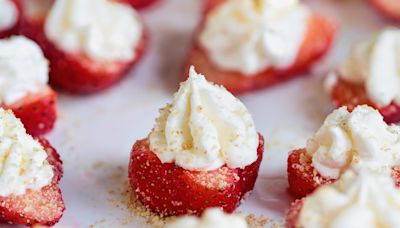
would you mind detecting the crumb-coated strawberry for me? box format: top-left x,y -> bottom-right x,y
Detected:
20,15 -> 148,94
0,138 -> 65,227
5,87 -> 57,136
330,78 -> 400,124
371,0 -> 400,21
184,12 -> 336,94
285,199 -> 304,228
120,0 -> 160,9
287,149 -> 400,198
128,134 -> 264,217
287,149 -> 334,198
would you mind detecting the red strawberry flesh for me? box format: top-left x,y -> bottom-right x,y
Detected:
5,86 -> 57,136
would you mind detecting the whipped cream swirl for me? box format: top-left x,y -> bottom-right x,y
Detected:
149,67 -> 259,171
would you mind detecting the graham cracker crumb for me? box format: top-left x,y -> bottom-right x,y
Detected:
118,181 -> 176,227
245,214 -> 269,228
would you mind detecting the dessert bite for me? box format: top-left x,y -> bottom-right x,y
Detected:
0,0 -> 20,38
327,28 -> 400,123
128,67 -> 264,216
286,170 -> 400,228
371,0 -> 400,21
288,105 -> 400,198
20,0 -> 147,94
185,0 -> 336,94
166,208 -> 248,228
0,36 -> 57,136
0,108 -> 64,226
120,0 -> 160,9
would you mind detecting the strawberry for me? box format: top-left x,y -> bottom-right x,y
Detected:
287,149 -> 334,198
184,11 -> 336,94
287,149 -> 400,198
128,134 -> 264,217
202,0 -> 224,15
120,0 -> 160,9
330,78 -> 400,124
371,0 -> 400,21
0,0 -> 21,39
285,199 -> 304,228
4,86 -> 57,136
20,7 -> 147,94
0,137 -> 65,226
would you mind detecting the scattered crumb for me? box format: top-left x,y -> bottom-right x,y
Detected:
245,214 -> 269,228
90,218 -> 107,228
119,182 -> 176,227
92,160 -> 285,228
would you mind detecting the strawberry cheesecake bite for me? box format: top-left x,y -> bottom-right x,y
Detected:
129,67 -> 264,216
0,108 -> 64,226
21,0 -> 146,94
166,208 -> 248,228
0,0 -> 20,38
286,170 -> 400,228
0,36 -> 57,136
184,0 -> 336,94
371,0 -> 400,21
288,105 -> 400,198
327,28 -> 400,124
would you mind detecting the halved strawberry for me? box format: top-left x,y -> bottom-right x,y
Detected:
285,199 -> 304,228
128,134 -> 264,217
330,78 -> 400,124
4,86 -> 57,136
371,0 -> 400,21
287,149 -> 400,198
0,0 -> 22,39
0,137 -> 65,226
287,149 -> 334,198
184,12 -> 336,94
19,7 -> 147,94
120,0 -> 160,9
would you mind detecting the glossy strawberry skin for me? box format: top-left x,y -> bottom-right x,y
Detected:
184,8 -> 337,94
287,149 -> 400,198
128,134 -> 264,217
0,138 -> 65,227
330,78 -> 400,124
20,12 -> 147,94
370,0 -> 400,21
5,87 -> 57,136
121,0 -> 160,9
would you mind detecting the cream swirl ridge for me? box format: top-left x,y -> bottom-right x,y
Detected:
306,105 -> 400,179
0,109 -> 54,197
298,170 -> 400,228
199,0 -> 310,75
149,67 -> 259,171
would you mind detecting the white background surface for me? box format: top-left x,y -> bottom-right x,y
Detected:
7,0 -> 397,227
